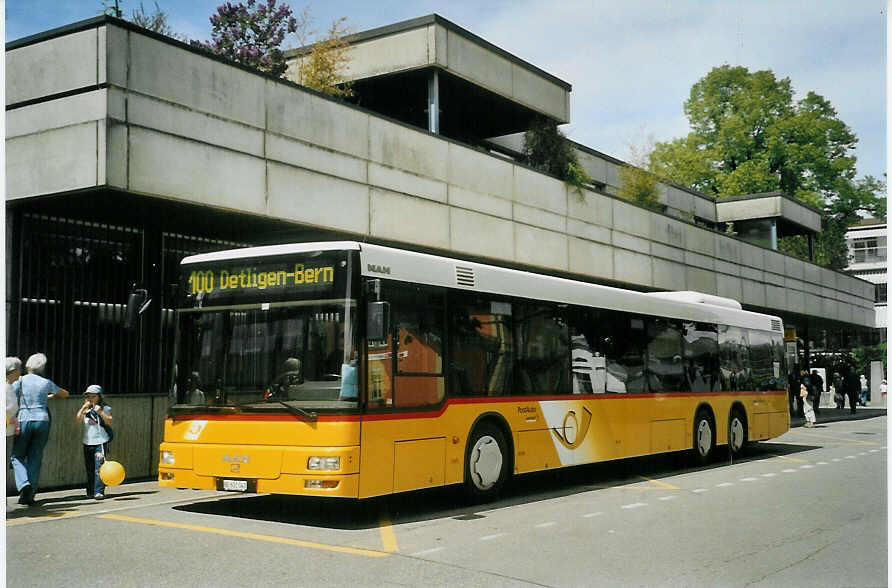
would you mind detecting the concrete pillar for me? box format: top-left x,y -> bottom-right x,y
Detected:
428,69 -> 440,134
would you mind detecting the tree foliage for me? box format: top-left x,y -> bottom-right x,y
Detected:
193,0 -> 299,77
650,65 -> 885,269
290,15 -> 354,98
522,117 -> 592,198
131,2 -> 185,40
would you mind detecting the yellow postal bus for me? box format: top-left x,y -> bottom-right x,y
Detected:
158,242 -> 789,500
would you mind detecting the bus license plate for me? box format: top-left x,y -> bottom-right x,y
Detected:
222,479 -> 248,492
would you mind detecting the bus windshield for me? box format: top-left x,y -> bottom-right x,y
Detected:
171,250 -> 359,413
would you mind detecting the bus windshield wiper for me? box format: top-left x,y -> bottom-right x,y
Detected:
169,404 -> 240,416
269,399 -> 318,422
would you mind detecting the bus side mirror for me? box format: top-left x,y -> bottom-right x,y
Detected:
366,301 -> 390,341
124,288 -> 152,330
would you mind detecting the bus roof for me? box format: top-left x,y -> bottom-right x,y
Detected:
182,241 -> 783,333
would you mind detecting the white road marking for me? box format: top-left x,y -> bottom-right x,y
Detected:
782,469 -> 797,473
583,512 -> 604,518
621,502 -> 647,510
761,473 -> 777,478
479,533 -> 507,541
716,482 -> 734,488
845,456 -> 857,459
816,461 -> 828,465
832,458 -> 842,462
411,547 -> 444,556
692,488 -> 708,494
869,450 -> 880,453
534,522 -> 556,528
799,465 -> 814,469
858,452 -> 868,456
658,496 -> 677,501
740,477 -> 758,482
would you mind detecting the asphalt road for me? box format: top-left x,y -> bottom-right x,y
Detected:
6,415 -> 887,587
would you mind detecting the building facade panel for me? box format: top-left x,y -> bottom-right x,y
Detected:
368,116 -> 449,180
652,258 -> 687,291
568,237 -> 614,281
513,202 -> 566,233
449,207 -> 515,261
447,185 -> 512,218
268,163 -> 370,234
7,122 -> 100,198
511,166 -> 568,214
368,162 -> 447,203
267,133 -> 368,185
7,28 -> 101,104
129,127 -> 266,212
514,224 -> 568,271
370,188 -> 449,248
565,219 -> 611,246
614,249 -> 653,286
267,82 -> 371,161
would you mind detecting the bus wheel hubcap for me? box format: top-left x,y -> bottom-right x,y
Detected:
697,420 -> 712,455
730,418 -> 744,451
470,436 -> 503,490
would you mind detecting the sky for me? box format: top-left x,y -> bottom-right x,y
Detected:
6,1 -> 887,183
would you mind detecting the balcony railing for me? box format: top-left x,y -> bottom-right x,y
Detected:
852,247 -> 887,264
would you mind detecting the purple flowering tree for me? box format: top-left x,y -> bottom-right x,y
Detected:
192,0 -> 299,77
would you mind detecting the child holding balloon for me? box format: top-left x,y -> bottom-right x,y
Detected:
75,385 -> 114,499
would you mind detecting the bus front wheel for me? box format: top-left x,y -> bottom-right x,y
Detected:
464,423 -> 509,502
692,409 -> 715,464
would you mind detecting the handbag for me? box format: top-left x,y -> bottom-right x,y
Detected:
99,412 -> 114,443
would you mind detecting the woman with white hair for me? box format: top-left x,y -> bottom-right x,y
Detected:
10,353 -> 68,505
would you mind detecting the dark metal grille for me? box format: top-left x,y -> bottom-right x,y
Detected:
14,214 -> 142,394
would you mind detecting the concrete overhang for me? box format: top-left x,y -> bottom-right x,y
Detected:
285,14 -> 571,142
716,192 -> 822,237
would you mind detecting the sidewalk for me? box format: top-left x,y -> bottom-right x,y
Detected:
790,406 -> 886,428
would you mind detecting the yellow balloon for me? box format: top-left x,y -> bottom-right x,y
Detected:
100,460 -> 125,486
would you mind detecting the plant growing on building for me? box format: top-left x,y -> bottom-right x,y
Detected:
131,2 -> 186,40
290,15 -> 354,98
193,0 -> 299,78
649,65 -> 885,269
522,117 -> 592,198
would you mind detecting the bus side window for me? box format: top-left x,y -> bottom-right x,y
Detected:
646,318 -> 685,393
392,284 -> 444,408
718,325 -> 750,391
514,302 -> 570,395
448,293 -> 513,397
682,322 -> 720,393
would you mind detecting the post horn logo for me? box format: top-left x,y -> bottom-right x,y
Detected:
551,407 -> 593,450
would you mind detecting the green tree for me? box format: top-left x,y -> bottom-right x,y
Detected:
618,137 -> 662,211
522,117 -> 592,198
650,65 -> 885,269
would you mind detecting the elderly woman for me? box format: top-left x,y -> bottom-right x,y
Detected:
10,353 -> 68,505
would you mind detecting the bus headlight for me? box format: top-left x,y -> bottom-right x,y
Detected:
307,456 -> 340,471
161,451 -> 175,465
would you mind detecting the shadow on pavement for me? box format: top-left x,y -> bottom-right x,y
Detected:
174,440 -> 820,530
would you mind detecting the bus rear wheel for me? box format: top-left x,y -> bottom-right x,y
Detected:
728,409 -> 748,457
692,409 -> 715,464
464,423 -> 509,502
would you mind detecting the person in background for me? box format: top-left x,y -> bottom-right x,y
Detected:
75,384 -> 113,500
810,369 -> 824,415
843,366 -> 860,415
800,379 -> 816,427
6,357 -> 22,493
880,379 -> 887,405
10,353 -> 69,505
832,371 -> 844,409
859,374 -> 869,406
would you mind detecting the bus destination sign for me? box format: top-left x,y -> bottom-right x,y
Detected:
188,263 -> 335,295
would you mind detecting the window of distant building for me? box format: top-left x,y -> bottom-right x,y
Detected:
852,238 -> 885,263
877,283 -> 887,304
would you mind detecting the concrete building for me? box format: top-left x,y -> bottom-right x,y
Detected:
5,15 -> 877,489
845,217 -> 887,333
